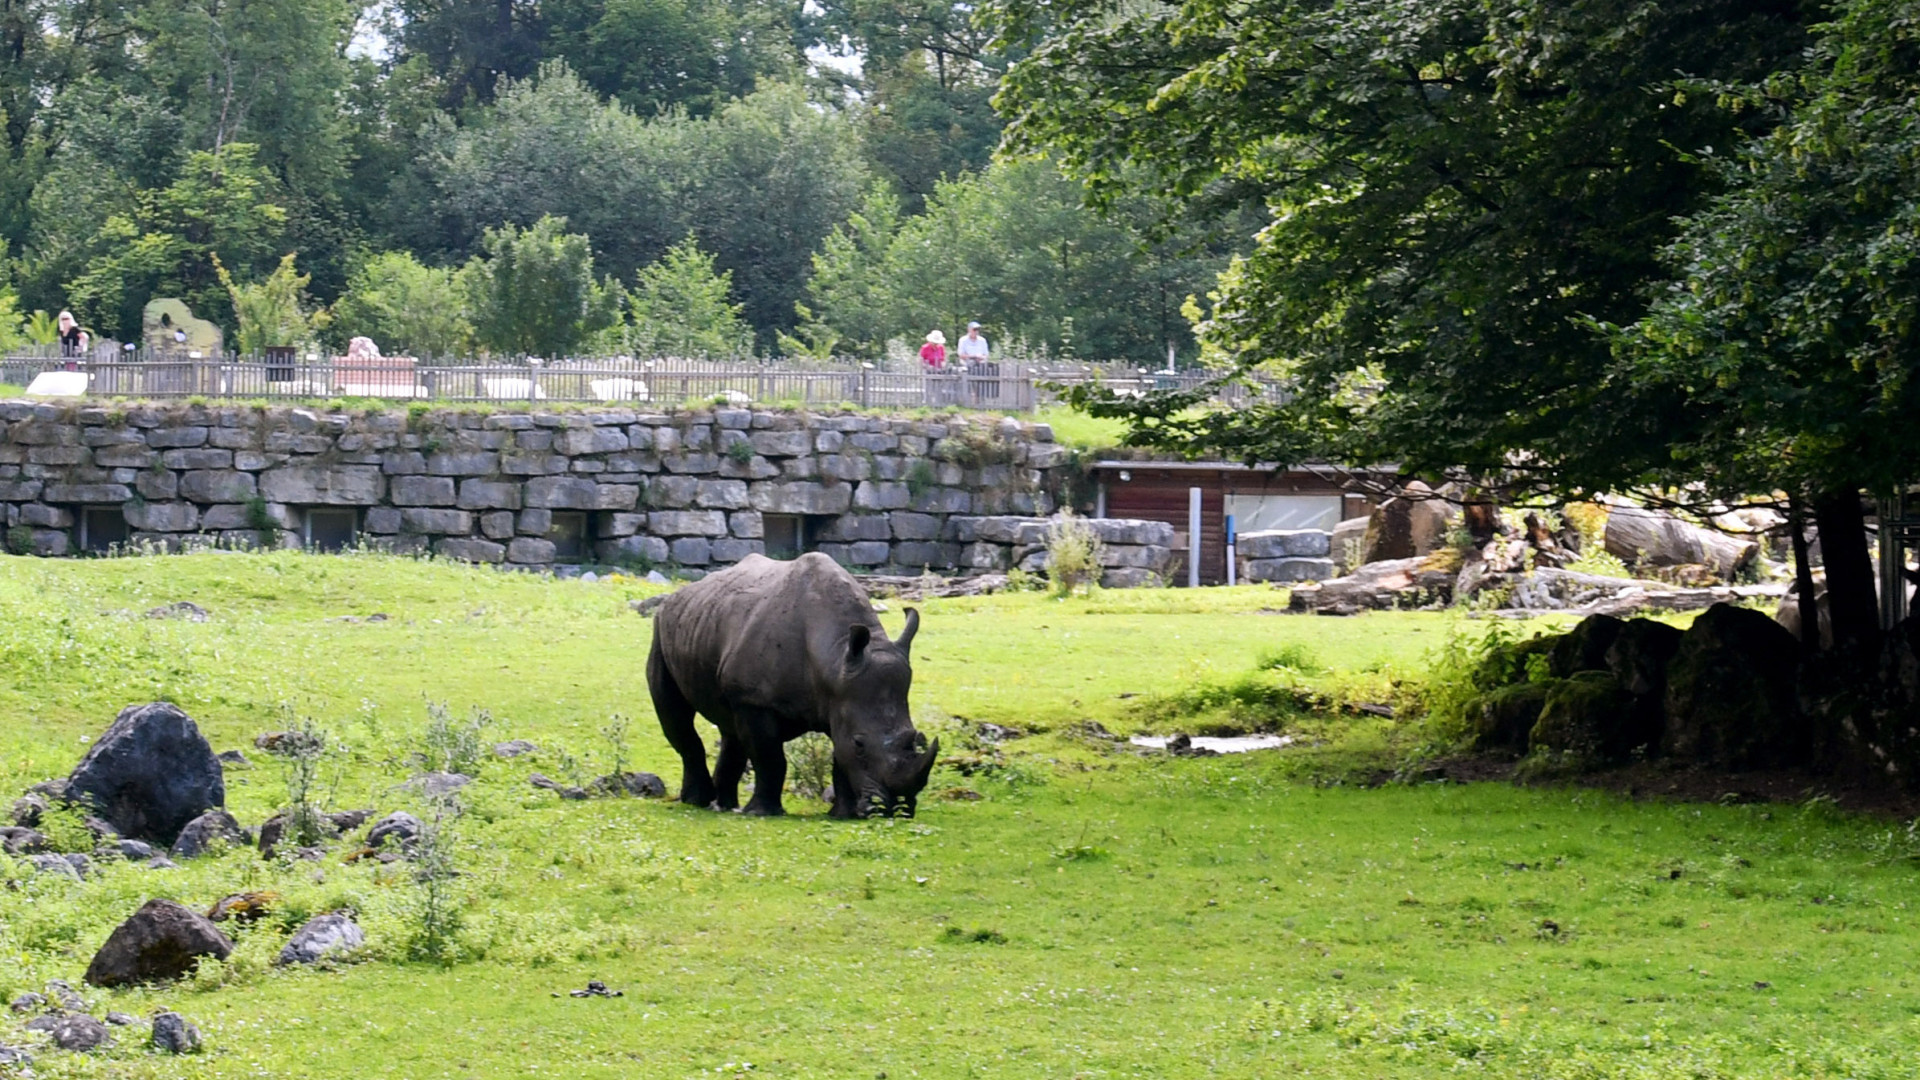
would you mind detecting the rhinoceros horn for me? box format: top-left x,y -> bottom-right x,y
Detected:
896,607 -> 920,656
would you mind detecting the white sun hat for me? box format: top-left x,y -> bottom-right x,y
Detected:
925,330 -> 946,345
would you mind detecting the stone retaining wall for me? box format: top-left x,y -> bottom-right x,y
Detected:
0,401 -> 1179,583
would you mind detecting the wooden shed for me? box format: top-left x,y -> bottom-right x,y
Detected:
1091,460 -> 1382,585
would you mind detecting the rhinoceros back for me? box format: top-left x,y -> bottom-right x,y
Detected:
653,553 -> 880,719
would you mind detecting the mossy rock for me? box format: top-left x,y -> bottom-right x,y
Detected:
1526,670 -> 1634,774
1549,614 -> 1627,678
1472,680 -> 1555,757
1603,618 -> 1684,697
1663,603 -> 1801,767
1473,634 -> 1561,692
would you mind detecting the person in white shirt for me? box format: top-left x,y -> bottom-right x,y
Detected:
957,321 -> 996,403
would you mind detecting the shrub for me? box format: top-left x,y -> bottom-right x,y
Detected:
787,732 -> 834,801
280,715 -> 335,847
419,702 -> 493,776
1045,510 -> 1105,596
407,792 -> 466,965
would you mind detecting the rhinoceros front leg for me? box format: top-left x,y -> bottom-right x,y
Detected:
735,709 -> 788,817
712,734 -> 748,811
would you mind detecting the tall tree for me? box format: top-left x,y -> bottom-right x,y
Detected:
990,0 -> 1813,495
1619,0 -> 1920,650
390,0 -> 543,109
545,0 -> 803,118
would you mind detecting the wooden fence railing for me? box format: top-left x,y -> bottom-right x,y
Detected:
0,352 -> 1289,411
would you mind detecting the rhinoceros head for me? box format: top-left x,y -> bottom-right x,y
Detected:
828,607 -> 938,818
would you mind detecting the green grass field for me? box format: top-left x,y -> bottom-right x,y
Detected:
0,552 -> 1914,1078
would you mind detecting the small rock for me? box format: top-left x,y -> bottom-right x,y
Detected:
589,771 -> 667,799
206,891 -> 277,923
8,993 -> 45,1015
83,898 -> 234,987
565,979 -> 622,998
150,1011 -> 201,1054
216,749 -> 251,768
44,980 -> 84,1013
0,825 -> 49,854
644,570 -> 669,585
493,739 -> 538,758
27,779 -> 67,801
976,723 -> 1024,742
29,1013 -> 111,1052
104,1012 -> 136,1027
0,1043 -> 30,1065
144,601 -> 209,622
580,571 -> 598,583
169,809 -> 249,859
145,855 -> 178,870
399,772 -> 471,799
114,839 -> 154,860
28,853 -> 83,879
365,811 -> 421,850
528,773 -> 590,800
628,595 -> 669,617
10,793 -> 47,826
939,788 -> 984,801
327,808 -> 375,832
277,913 -> 365,966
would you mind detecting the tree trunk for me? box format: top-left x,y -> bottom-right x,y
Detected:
1788,494 -> 1820,656
1813,490 -> 1878,652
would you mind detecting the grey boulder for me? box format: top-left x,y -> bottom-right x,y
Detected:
26,1013 -> 111,1052
277,913 -> 364,966
169,809 -> 249,859
65,703 -> 224,845
365,811 -> 421,850
150,1011 -> 202,1054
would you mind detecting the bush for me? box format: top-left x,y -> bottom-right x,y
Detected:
1045,511 -> 1105,596
787,732 -> 833,801
419,702 -> 493,776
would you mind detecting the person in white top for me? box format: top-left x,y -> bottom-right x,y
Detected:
957,321 -> 996,403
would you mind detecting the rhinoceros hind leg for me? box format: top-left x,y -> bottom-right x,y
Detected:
649,637 -> 716,808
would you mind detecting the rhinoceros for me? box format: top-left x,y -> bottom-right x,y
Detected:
647,553 -> 938,817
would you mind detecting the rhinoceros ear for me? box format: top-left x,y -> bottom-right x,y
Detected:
847,624 -> 872,664
896,608 -> 919,657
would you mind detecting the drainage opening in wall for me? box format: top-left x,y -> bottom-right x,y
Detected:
549,511 -> 591,563
304,508 -> 359,553
763,514 -> 827,560
80,507 -> 128,554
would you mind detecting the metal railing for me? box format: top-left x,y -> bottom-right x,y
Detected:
0,349 -> 1287,411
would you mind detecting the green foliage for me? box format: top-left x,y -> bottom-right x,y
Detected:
332,252 -> 473,358
993,0 -> 1813,493
1616,0 -> 1920,505
63,144 -> 289,341
786,731 -> 834,801
21,308 -> 58,345
279,714 -> 336,848
1044,510 -> 1104,596
807,159 -> 1230,362
419,701 -> 494,776
0,290 -> 30,353
218,252 -> 326,353
463,215 -> 624,357
626,236 -> 751,357
407,792 -> 467,965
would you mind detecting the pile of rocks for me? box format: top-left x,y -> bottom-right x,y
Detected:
5,975 -> 203,1057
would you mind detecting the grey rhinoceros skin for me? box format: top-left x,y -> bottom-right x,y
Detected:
648,553 -> 938,818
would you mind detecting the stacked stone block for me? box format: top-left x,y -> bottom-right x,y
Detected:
1239,529 -> 1338,583
0,401 -> 1177,580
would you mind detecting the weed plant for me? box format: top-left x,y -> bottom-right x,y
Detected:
1044,509 -> 1104,596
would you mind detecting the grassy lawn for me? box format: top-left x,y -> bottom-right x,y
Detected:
0,553 -> 1913,1078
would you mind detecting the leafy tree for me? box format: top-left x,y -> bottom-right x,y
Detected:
989,0 -> 1814,493
332,251 -> 473,358
627,236 -> 751,357
463,214 -> 624,357
1618,0 -> 1920,649
63,143 -> 287,340
546,0 -> 802,118
682,83 -> 869,343
807,158 -> 1231,362
415,61 -> 688,280
390,0 -> 545,109
216,252 -> 325,353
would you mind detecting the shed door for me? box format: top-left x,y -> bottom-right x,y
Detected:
1224,494 -> 1343,534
